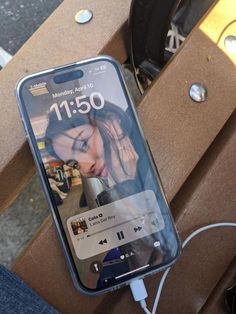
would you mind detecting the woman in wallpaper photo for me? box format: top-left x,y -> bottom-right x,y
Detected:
44,99 -> 144,207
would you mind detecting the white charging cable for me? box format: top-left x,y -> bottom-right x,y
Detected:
129,222 -> 236,314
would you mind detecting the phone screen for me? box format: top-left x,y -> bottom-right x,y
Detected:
18,57 -> 179,291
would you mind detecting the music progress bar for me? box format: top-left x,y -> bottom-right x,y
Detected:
115,264 -> 150,280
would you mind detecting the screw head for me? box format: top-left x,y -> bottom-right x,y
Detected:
189,83 -> 207,103
224,35 -> 236,54
75,9 -> 93,24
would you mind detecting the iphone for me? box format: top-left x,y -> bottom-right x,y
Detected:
16,55 -> 180,295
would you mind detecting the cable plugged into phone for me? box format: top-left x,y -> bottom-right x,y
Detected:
130,222 -> 236,314
129,279 -> 151,314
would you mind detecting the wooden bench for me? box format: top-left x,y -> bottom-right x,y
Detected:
0,0 -> 235,312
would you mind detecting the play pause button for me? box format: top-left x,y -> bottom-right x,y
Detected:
117,231 -> 125,240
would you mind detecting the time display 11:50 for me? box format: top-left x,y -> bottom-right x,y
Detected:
49,92 -> 104,121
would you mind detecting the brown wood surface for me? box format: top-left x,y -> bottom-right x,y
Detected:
199,256 -> 236,314
3,0 -> 236,313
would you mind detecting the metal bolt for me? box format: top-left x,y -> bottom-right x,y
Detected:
75,9 -> 93,24
189,83 -> 207,103
224,35 -> 236,54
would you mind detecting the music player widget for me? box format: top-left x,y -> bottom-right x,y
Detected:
67,190 -> 165,260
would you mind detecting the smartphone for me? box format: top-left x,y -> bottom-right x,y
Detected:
16,55 -> 181,295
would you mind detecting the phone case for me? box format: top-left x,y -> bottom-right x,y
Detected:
16,55 -> 181,295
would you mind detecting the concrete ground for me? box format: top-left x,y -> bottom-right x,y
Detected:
0,0 -> 62,55
0,175 -> 48,267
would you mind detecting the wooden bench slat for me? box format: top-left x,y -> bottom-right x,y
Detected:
199,255 -> 236,314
